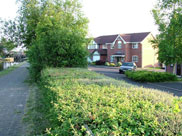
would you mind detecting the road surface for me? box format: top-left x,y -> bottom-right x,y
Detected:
89,66 -> 182,97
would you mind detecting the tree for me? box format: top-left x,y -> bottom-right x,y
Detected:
0,0 -> 89,80
152,0 -> 182,74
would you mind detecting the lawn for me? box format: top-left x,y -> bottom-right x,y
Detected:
25,68 -> 182,136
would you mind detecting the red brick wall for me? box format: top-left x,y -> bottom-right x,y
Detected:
130,43 -> 142,67
88,42 -> 142,67
107,40 -> 126,62
106,41 -> 142,67
100,55 -> 107,62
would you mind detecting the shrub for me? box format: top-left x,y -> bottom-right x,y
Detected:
117,62 -> 122,66
105,62 -> 110,66
125,70 -> 178,82
28,68 -> 182,135
109,63 -> 115,67
90,62 -> 96,65
25,0 -> 89,81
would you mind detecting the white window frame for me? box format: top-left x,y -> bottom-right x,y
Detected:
118,41 -> 122,49
132,55 -> 138,62
111,43 -> 114,49
88,44 -> 98,49
132,43 -> 138,49
110,56 -> 114,62
102,44 -> 107,49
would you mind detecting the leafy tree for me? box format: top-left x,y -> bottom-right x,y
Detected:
13,0 -> 88,80
152,0 -> 182,74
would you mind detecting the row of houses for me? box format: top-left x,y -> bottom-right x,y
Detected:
87,32 -> 182,76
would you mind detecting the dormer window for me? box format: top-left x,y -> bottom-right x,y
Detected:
88,41 -> 98,49
132,43 -> 138,49
118,41 -> 122,49
102,44 -> 107,49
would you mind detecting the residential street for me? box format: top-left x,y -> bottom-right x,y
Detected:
0,62 -> 29,136
89,66 -> 182,97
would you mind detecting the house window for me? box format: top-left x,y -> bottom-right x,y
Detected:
111,43 -> 114,49
110,56 -> 114,62
132,55 -> 138,62
132,43 -> 138,49
118,41 -> 122,49
88,44 -> 98,49
102,44 -> 107,49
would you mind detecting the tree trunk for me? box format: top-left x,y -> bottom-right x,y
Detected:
173,63 -> 177,75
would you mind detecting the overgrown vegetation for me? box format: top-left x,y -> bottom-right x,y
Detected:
125,70 -> 178,82
24,68 -> 182,135
0,0 -> 89,81
152,0 -> 182,74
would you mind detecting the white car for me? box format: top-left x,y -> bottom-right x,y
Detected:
119,62 -> 137,74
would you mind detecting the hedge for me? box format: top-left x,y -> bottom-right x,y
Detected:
27,68 -> 182,135
125,70 -> 178,82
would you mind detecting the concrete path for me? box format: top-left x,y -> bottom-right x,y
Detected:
0,62 -> 29,136
89,66 -> 182,97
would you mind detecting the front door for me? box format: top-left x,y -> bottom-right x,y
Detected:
177,64 -> 181,75
116,57 -> 120,63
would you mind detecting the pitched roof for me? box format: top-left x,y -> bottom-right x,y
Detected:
94,32 -> 150,44
94,34 -> 118,45
121,32 -> 150,42
91,49 -> 107,55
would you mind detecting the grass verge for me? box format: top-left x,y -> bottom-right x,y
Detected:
0,62 -> 25,77
25,68 -> 182,135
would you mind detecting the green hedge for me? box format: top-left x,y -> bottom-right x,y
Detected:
29,68 -> 182,135
125,70 -> 178,82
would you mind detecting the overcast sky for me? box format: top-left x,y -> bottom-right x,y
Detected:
0,0 -> 158,37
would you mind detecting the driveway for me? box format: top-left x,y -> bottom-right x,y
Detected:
89,66 -> 182,97
0,62 -> 30,136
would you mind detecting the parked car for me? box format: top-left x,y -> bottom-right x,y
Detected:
119,62 -> 137,74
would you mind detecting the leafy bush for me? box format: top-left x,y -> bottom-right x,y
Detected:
90,62 -> 96,65
28,68 -> 182,135
125,70 -> 178,82
25,0 -> 89,81
117,62 -> 122,66
105,62 -> 110,66
109,63 -> 115,67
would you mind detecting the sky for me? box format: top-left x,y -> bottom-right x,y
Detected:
0,0 -> 159,37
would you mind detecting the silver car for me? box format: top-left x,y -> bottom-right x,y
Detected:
119,62 -> 137,74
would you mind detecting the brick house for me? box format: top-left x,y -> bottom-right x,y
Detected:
166,64 -> 182,76
88,32 -> 159,68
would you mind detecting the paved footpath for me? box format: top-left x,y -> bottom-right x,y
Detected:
0,62 -> 29,136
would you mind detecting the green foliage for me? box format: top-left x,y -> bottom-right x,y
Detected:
109,63 -> 115,67
0,37 -> 15,51
14,0 -> 89,81
152,0 -> 182,72
117,62 -> 122,66
105,62 -> 110,66
27,68 -> 182,135
125,70 -> 178,82
0,0 -> 89,81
